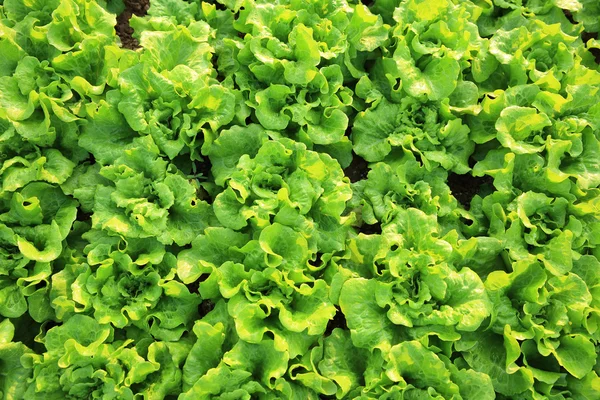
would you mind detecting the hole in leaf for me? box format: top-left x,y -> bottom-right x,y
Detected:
374,260 -> 385,275
309,252 -> 324,267
460,217 -> 474,226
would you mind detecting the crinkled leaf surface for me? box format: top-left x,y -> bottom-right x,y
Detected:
1,0 -> 599,398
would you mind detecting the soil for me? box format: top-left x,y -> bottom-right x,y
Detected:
582,31 -> 600,64
324,307 -> 348,335
185,274 -> 210,295
343,152 -> 370,183
446,172 -> 493,209
358,221 -> 382,235
563,9 -> 576,24
199,299 -> 216,317
115,0 -> 150,49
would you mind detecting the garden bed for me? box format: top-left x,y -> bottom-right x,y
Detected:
1,1 -> 599,399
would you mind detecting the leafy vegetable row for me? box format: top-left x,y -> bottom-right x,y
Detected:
0,0 -> 599,398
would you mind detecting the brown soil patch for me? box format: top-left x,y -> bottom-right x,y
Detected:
116,0 -> 150,49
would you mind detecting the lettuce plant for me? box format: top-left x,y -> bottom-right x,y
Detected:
1,0 -> 600,399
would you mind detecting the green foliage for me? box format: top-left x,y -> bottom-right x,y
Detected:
1,0 -> 599,398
